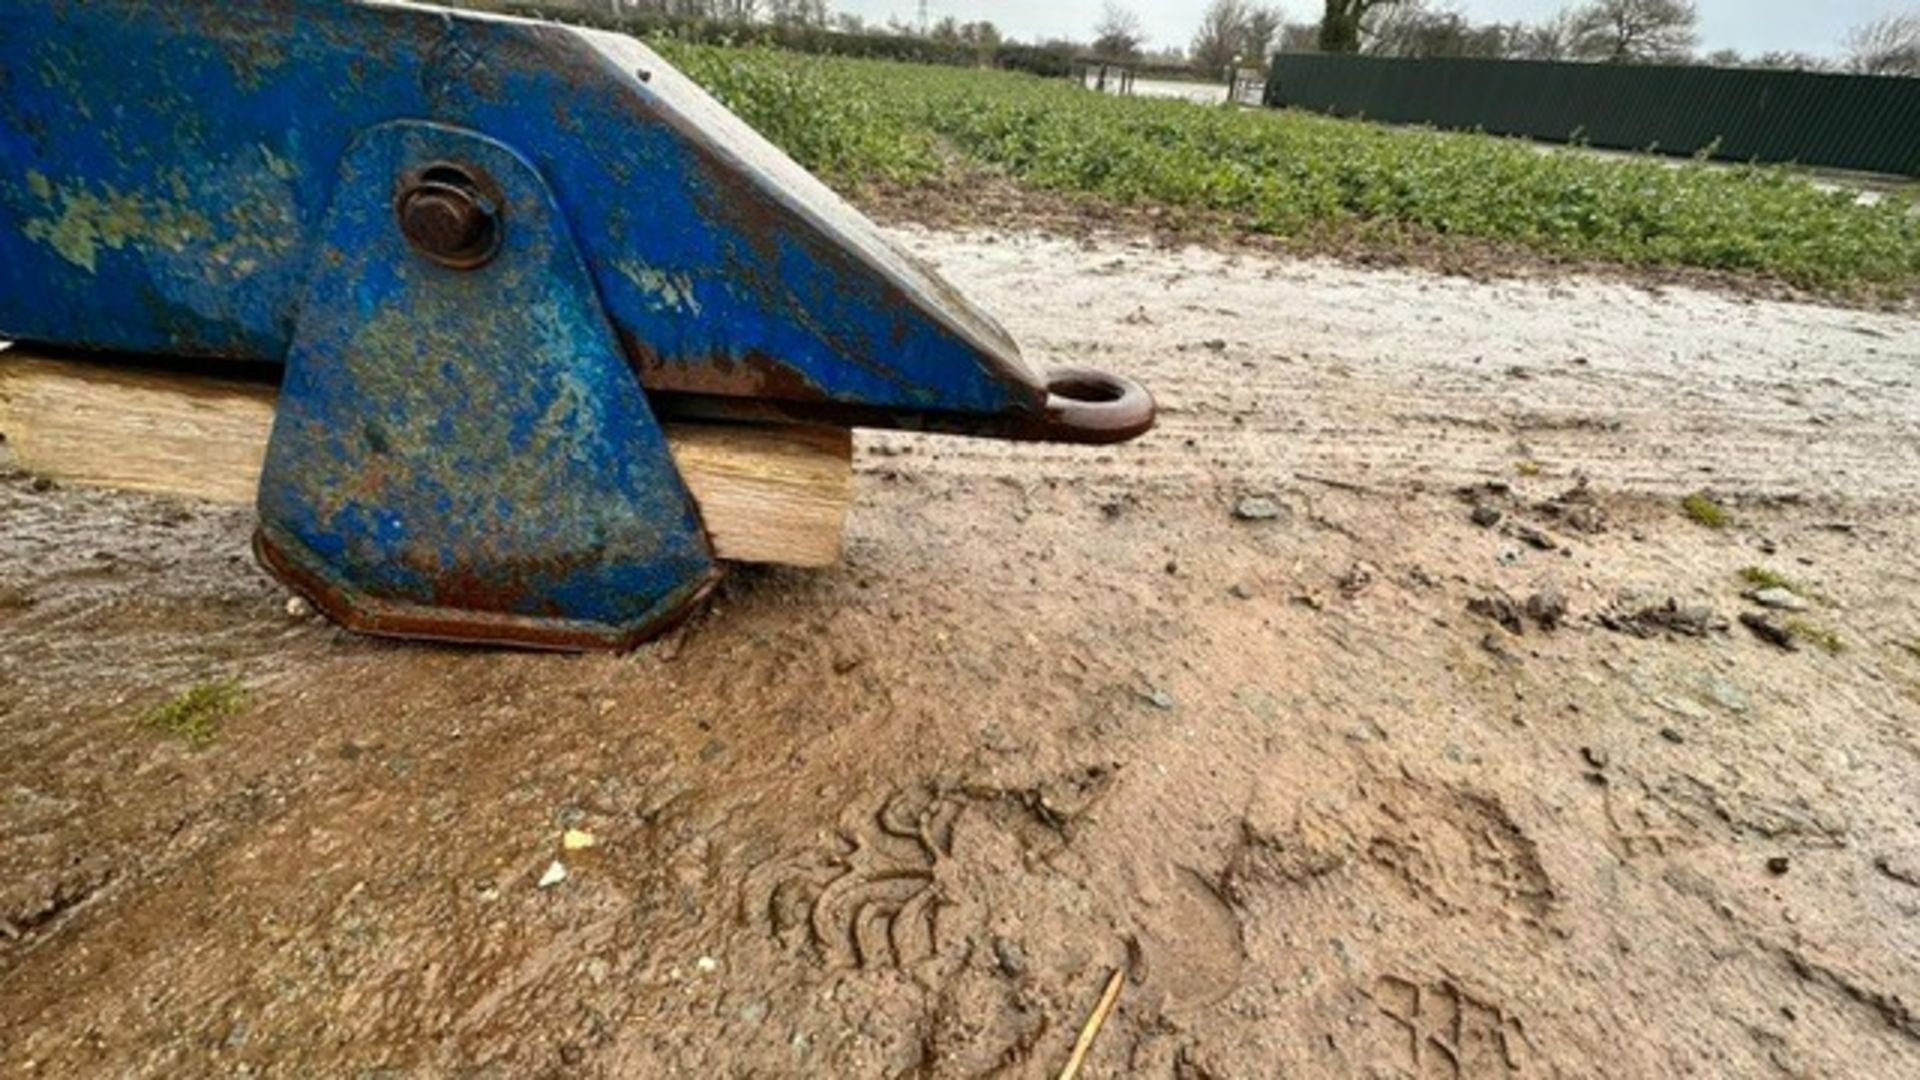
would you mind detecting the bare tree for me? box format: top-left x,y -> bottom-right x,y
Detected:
1365,0 -> 1509,58
764,0 -> 828,29
1844,13 -> 1920,76
1319,0 -> 1401,54
1192,0 -> 1250,71
1194,1 -> 1286,70
1362,0 -> 1427,55
1244,5 -> 1286,62
1281,21 -> 1322,52
1512,11 -> 1578,60
1752,50 -> 1828,72
1569,0 -> 1698,63
1094,3 -> 1146,60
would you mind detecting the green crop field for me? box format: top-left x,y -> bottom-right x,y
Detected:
658,43 -> 1920,298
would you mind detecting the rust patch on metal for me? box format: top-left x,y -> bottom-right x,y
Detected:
256,528 -> 723,653
617,327 -> 830,404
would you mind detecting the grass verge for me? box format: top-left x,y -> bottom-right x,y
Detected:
659,45 -> 1920,299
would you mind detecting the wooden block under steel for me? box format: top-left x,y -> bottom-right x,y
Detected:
0,347 -> 852,568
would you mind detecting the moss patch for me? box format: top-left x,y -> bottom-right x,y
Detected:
1784,620 -> 1845,656
1740,566 -> 1803,592
1682,493 -> 1731,529
142,680 -> 244,750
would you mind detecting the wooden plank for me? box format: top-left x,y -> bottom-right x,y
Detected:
663,422 -> 852,568
0,347 -> 851,568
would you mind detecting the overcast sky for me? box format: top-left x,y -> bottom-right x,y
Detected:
834,1 -> 1915,58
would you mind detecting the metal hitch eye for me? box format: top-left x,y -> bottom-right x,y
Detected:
396,163 -> 502,269
1039,367 -> 1156,444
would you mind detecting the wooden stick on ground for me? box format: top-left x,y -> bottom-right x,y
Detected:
1058,968 -> 1126,1080
0,347 -> 853,568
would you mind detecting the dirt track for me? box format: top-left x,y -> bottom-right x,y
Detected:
3,227 -> 1919,1077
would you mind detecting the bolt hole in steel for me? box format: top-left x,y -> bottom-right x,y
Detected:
396,162 -> 502,269
1040,366 -> 1155,444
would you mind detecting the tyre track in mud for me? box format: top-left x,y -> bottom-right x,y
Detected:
880,227 -> 1920,501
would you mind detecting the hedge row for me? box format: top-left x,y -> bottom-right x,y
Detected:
495,7 -> 1077,78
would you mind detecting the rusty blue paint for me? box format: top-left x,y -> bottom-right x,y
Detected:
0,0 -> 1155,648
254,122 -> 715,648
0,0 -> 1044,415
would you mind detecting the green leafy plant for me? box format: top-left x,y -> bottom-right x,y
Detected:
1682,493 -> 1730,529
1740,566 -> 1801,592
142,680 -> 244,750
1785,620 -> 1845,655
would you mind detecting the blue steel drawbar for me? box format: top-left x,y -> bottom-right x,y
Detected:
0,0 -> 1153,649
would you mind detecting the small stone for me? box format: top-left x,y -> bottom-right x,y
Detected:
1748,587 -> 1810,612
1144,687 -> 1176,711
1470,504 -> 1503,528
1740,612 -> 1799,651
1565,505 -> 1609,534
29,476 -> 55,493
285,596 -> 313,619
1468,594 -> 1524,635
1514,524 -> 1557,551
1581,746 -> 1609,770
1652,696 -> 1710,722
1875,850 -> 1920,888
1670,605 -> 1721,636
1699,675 -> 1750,714
1766,856 -> 1791,876
1609,600 -> 1725,639
563,829 -> 597,851
992,936 -> 1028,977
1660,727 -> 1686,744
537,861 -> 569,889
1233,495 -> 1286,522
695,956 -> 720,975
1525,589 -> 1568,631
1338,563 -> 1376,597
1228,583 -> 1254,600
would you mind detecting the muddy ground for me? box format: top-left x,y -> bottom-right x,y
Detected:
3,226 -> 1919,1077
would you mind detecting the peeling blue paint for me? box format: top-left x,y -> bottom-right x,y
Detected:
0,0 -> 1149,648
0,0 -> 1045,415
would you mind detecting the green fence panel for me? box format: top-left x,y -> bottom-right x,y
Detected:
1264,54 -> 1920,177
